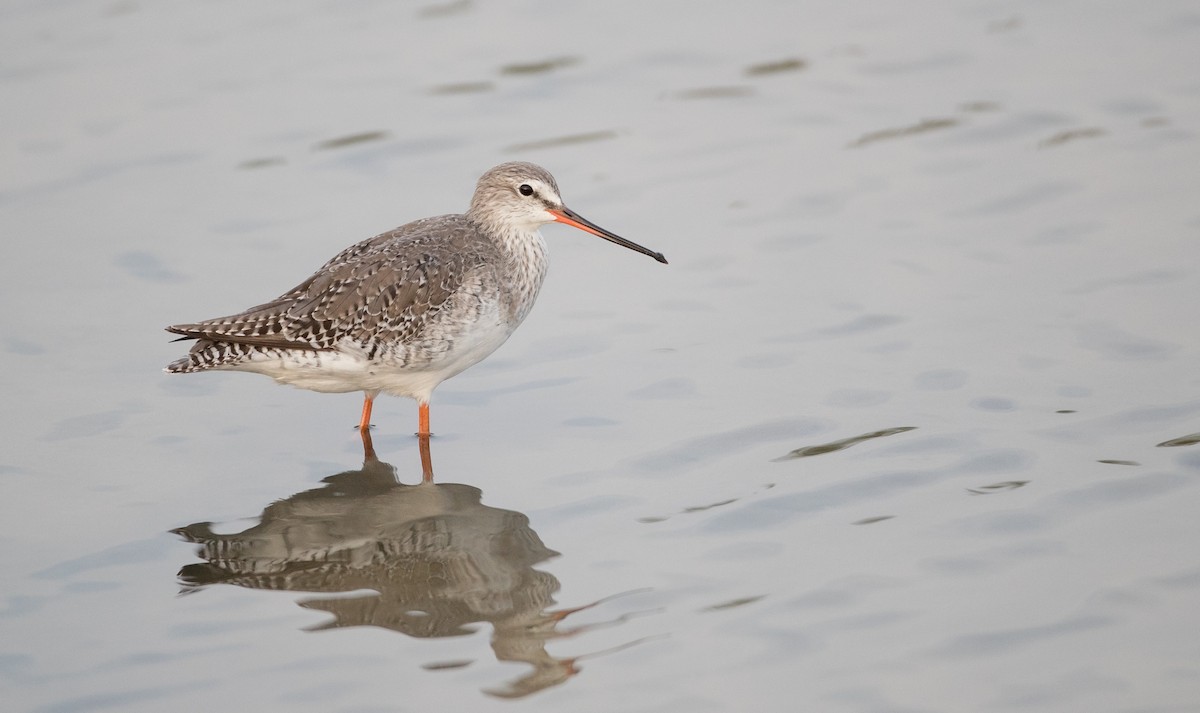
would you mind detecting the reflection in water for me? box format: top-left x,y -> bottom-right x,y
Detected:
966,480 -> 1029,495
1037,127 -> 1106,148
847,117 -> 959,148
504,130 -> 619,152
428,81 -> 494,95
674,86 -> 754,100
774,426 -> 917,461
744,57 -> 807,76
172,433 -> 625,698
498,56 -> 579,75
313,130 -> 390,150
1157,432 -> 1200,448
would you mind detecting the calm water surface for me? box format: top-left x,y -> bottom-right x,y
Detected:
2,1 -> 1199,711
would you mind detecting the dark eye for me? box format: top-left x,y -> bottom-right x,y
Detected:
518,184 -> 534,196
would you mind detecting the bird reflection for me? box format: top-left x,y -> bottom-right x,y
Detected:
172,432 -> 625,698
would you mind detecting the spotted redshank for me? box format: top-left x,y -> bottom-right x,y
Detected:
166,162 -> 667,437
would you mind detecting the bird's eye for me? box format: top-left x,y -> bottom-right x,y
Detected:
518,184 -> 534,196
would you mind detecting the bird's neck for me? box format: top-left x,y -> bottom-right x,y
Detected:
481,221 -> 550,323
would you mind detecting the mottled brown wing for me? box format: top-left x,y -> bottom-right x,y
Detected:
166,216 -> 492,351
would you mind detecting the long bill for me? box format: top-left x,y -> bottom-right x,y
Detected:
549,207 -> 668,264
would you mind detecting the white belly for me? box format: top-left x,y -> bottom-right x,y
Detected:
227,307 -> 518,403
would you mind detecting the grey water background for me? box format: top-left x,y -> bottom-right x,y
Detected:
2,1 -> 1200,711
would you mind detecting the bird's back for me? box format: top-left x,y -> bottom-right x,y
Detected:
165,214 -> 528,378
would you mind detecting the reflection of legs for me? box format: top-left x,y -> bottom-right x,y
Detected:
361,426 -> 377,462
419,433 -> 433,483
358,392 -> 375,433
418,401 -> 430,436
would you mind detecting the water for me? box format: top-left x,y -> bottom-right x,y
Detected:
3,1 -> 1199,711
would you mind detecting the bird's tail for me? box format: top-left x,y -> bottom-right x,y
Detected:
165,339 -> 260,373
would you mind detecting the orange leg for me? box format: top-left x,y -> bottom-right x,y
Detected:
358,393 -> 374,433
418,401 -> 430,437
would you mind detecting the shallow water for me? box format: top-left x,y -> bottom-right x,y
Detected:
3,1 -> 1200,711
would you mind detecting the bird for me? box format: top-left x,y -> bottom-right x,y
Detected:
165,161 -> 668,437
